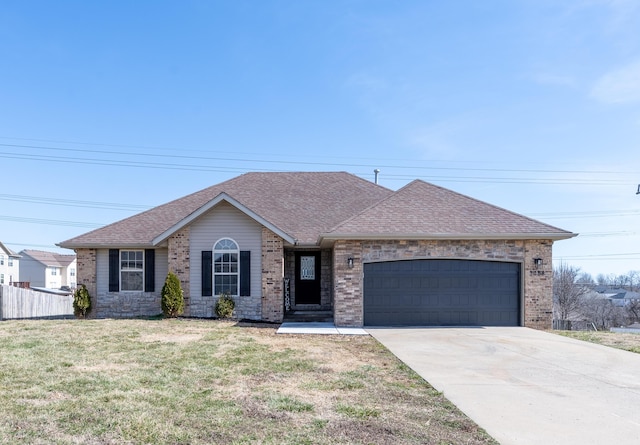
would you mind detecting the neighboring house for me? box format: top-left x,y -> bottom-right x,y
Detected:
18,250 -> 77,289
0,241 -> 21,285
59,172 -> 576,328
593,287 -> 640,307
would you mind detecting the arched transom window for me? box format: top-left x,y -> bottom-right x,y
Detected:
214,238 -> 239,296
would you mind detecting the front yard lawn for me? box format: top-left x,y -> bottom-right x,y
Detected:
0,319 -> 496,444
555,330 -> 640,354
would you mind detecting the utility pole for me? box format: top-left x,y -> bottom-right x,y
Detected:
637,184 -> 640,195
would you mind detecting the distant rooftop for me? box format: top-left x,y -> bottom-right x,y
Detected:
20,250 -> 76,267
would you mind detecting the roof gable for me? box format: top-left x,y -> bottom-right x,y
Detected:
21,250 -> 76,267
321,179 -> 576,242
0,241 -> 20,257
59,172 -> 393,248
152,193 -> 296,245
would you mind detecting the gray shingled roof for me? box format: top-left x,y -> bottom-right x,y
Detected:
321,180 -> 575,241
21,250 -> 76,267
59,173 -> 575,249
59,172 -> 393,248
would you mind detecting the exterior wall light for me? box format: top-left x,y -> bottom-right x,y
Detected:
533,258 -> 543,269
347,257 -> 354,268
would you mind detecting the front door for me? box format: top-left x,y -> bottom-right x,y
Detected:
295,251 -> 321,305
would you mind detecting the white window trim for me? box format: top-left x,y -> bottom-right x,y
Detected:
120,249 -> 144,292
213,238 -> 239,297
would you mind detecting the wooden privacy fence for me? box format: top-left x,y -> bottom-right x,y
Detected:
0,285 -> 74,320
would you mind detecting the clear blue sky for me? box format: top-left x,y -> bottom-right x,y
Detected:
1,0 -> 639,279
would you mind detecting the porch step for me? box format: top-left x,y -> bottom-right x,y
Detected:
284,310 -> 334,323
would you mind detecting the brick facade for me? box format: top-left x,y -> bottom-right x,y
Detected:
76,234 -> 553,328
261,228 -> 284,322
76,248 -> 97,317
333,239 -> 554,329
523,240 -> 553,329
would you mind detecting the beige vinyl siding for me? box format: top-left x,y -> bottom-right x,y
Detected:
190,201 -> 262,299
96,249 -> 108,295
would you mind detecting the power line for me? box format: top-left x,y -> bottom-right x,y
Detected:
0,194 -> 151,211
0,150 -> 634,186
3,241 -> 69,250
579,231 -> 637,238
554,252 -> 640,261
0,215 -> 103,228
530,211 -> 640,220
0,142 -> 637,178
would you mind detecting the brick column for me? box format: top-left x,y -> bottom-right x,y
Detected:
168,227 -> 191,315
76,248 -> 97,317
261,228 -> 284,323
523,240 -> 554,329
333,240 -> 364,327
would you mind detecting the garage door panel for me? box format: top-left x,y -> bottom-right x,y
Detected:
364,260 -> 520,327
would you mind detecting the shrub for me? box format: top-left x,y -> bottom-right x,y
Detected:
73,284 -> 92,318
161,272 -> 184,318
215,290 -> 235,319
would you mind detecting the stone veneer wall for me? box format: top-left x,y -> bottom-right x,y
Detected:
98,292 -> 162,318
333,239 -> 554,329
262,228 -> 284,322
76,248 -> 97,317
168,227 -> 191,316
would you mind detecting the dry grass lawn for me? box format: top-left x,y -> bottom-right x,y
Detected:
0,319 -> 496,445
554,330 -> 640,354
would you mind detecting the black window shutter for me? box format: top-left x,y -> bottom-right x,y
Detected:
145,249 -> 155,292
240,251 -> 251,296
108,249 -> 119,292
202,251 -> 213,296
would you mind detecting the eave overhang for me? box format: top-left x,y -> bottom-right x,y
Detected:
318,232 -> 578,247
57,242 -> 154,250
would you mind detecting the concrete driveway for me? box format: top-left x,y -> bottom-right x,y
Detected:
367,327 -> 640,445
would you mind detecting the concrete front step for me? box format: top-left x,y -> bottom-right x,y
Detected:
283,310 -> 333,323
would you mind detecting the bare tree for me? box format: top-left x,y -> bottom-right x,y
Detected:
582,296 -> 627,330
627,299 -> 640,323
596,273 -> 611,286
577,272 -> 595,286
553,263 -> 590,321
628,271 -> 640,292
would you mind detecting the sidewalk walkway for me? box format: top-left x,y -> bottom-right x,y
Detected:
276,322 -> 368,335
